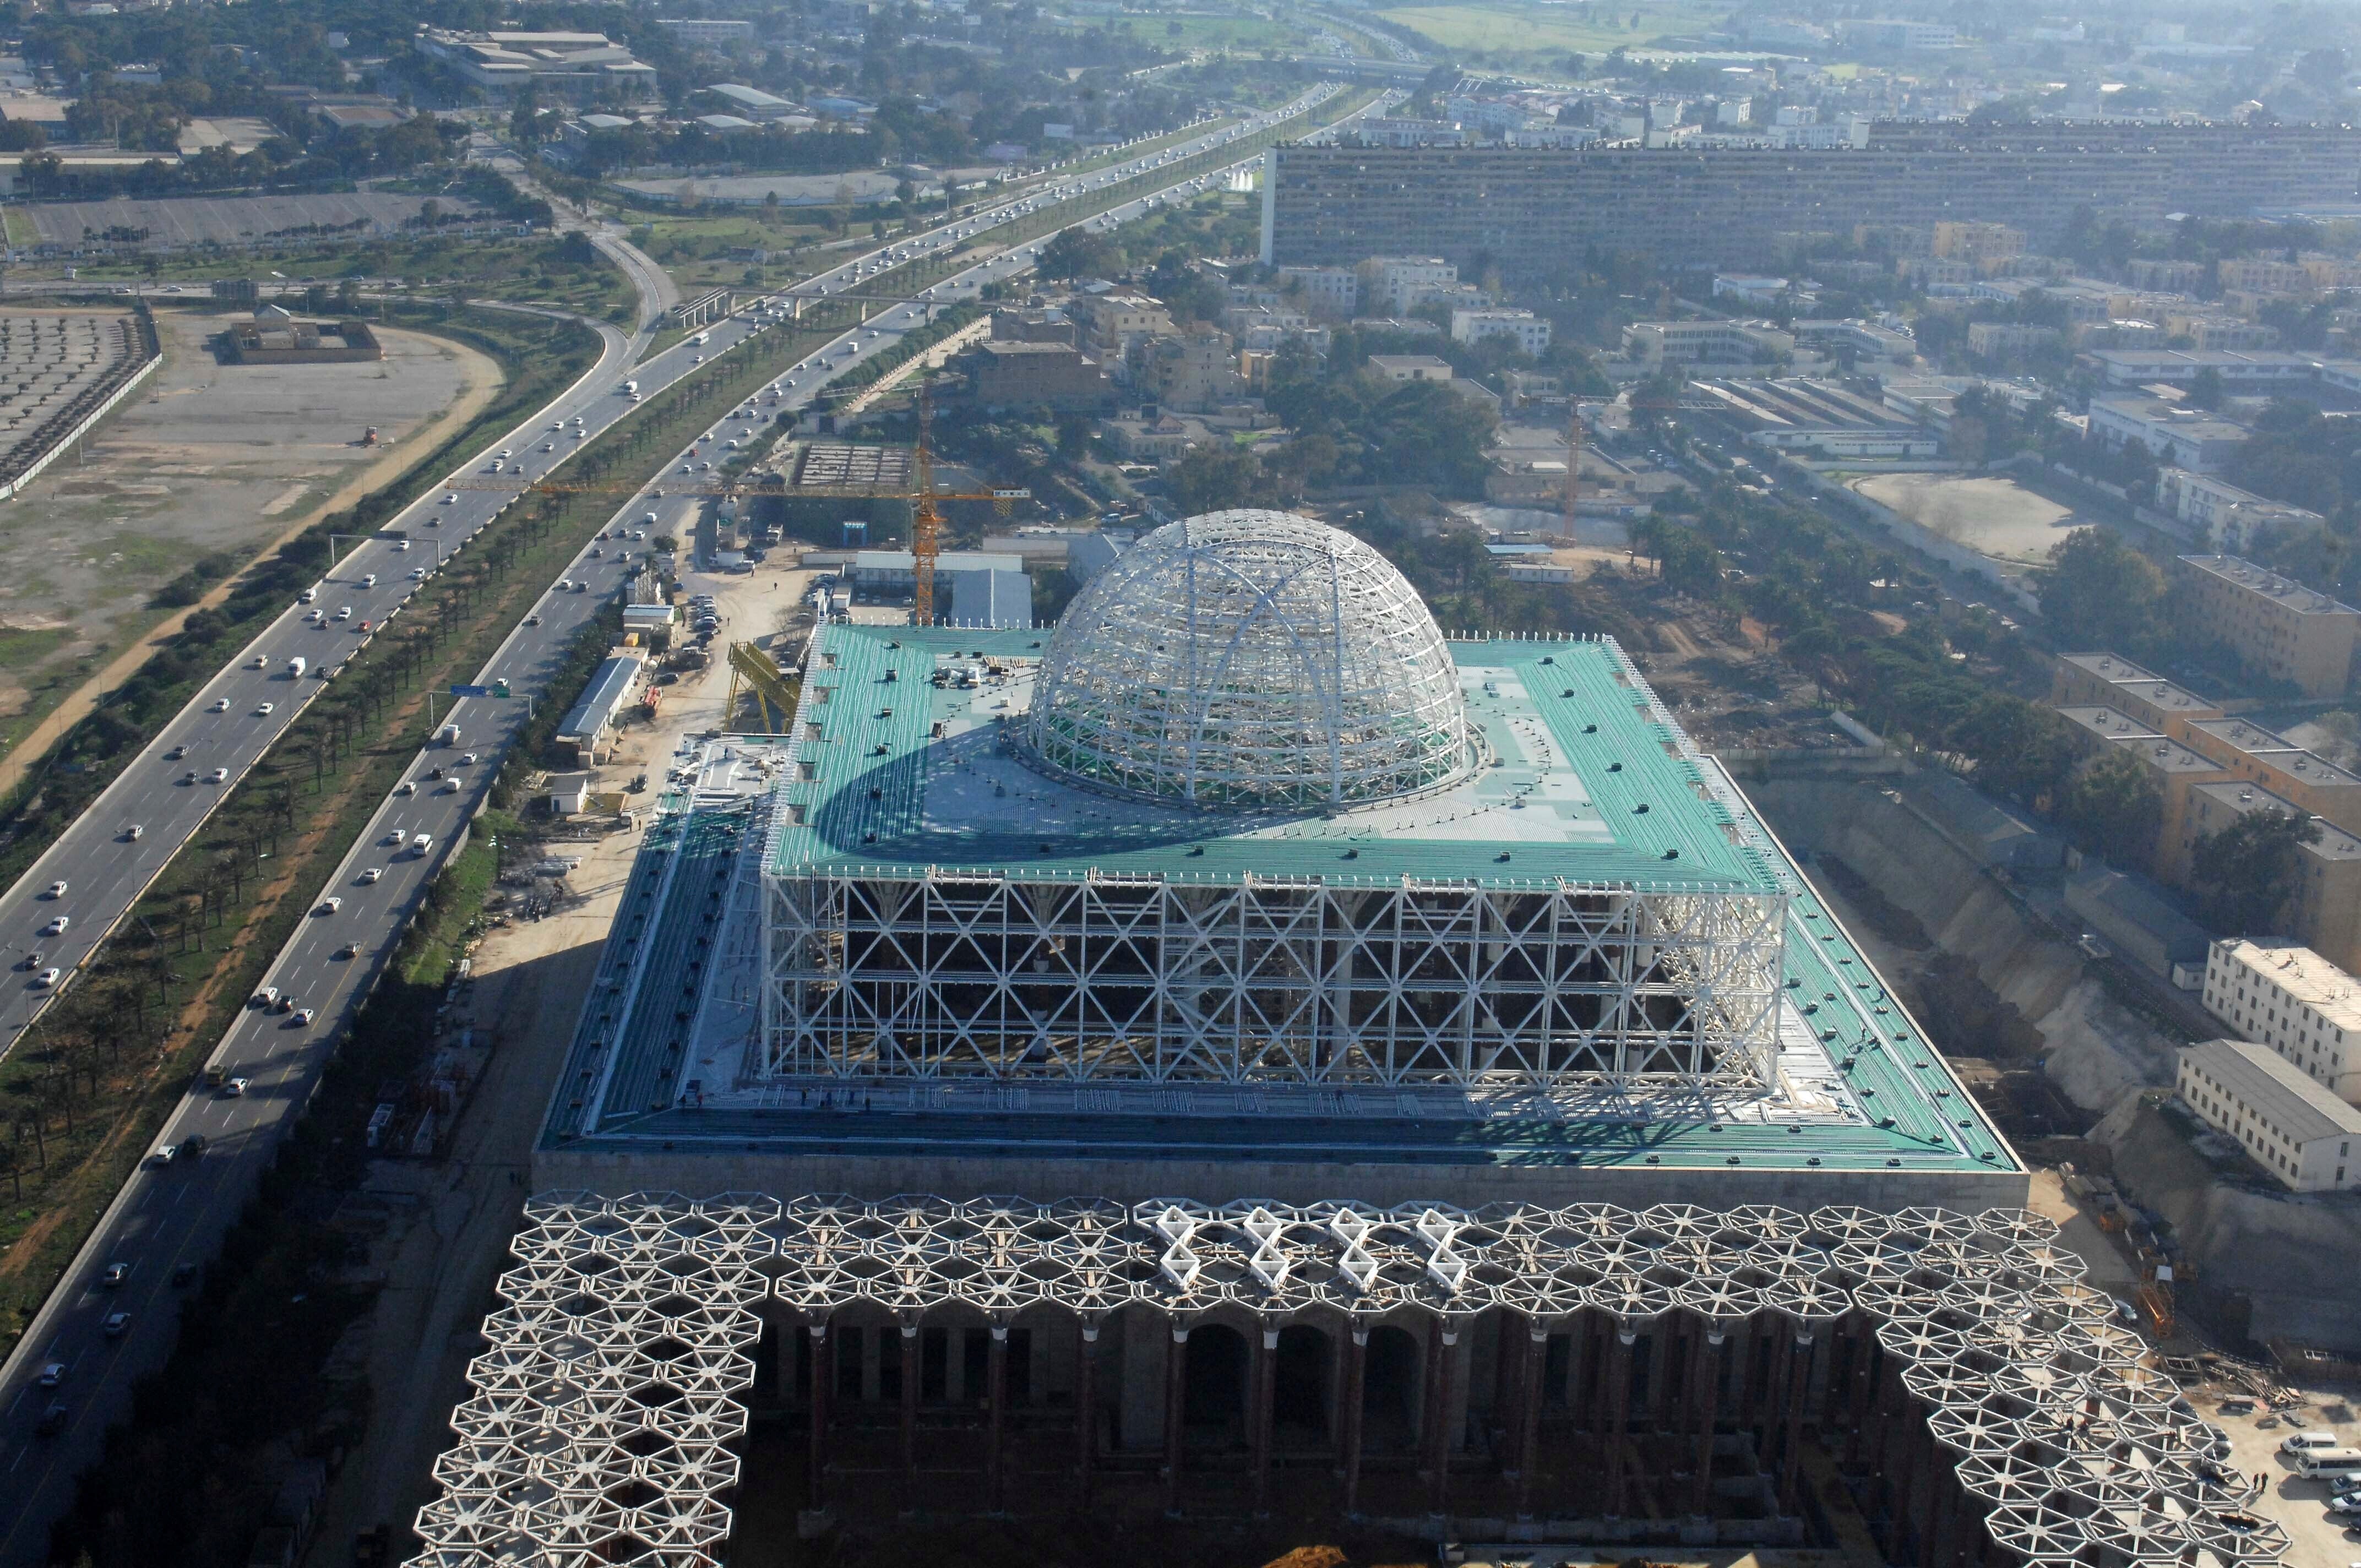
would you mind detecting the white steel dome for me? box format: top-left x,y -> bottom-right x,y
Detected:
1026,510 -> 1473,809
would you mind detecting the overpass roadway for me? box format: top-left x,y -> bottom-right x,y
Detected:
0,83 -> 1377,1564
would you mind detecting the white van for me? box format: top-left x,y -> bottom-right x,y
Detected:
2283,1431 -> 2346,1454
2294,1449 -> 2361,1478
411,832 -> 433,858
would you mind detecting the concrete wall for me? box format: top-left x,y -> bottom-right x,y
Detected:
1748,774 -> 2179,1112
536,1145 -> 2030,1212
2093,1095 -> 2361,1347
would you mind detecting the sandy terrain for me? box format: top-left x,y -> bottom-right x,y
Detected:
1852,472 -> 2083,565
0,309 -> 498,782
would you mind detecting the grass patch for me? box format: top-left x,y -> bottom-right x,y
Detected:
0,624 -> 74,667
1376,0 -> 1727,59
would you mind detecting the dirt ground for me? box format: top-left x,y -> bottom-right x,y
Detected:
1851,472 -> 2082,566
300,558 -> 817,1565
0,308 -> 496,781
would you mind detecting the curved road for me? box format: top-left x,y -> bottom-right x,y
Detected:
0,83 -> 1380,1565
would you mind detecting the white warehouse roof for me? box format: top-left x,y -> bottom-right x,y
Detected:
2182,1039 -> 2361,1144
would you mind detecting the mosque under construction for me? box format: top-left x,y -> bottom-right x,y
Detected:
399,514 -> 2283,1568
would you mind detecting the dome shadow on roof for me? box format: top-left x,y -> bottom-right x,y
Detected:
1025,510 -> 1472,810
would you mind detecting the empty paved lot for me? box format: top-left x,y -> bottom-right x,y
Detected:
18,192 -> 481,249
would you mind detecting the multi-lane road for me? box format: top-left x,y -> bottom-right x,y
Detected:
0,84 -> 1377,1562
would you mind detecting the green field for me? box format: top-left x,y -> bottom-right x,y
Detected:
1377,0 -> 1727,61
1060,12 -> 1315,51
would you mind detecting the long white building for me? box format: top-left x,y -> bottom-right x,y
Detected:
2177,1038 -> 2361,1193
2202,937 -> 2361,1106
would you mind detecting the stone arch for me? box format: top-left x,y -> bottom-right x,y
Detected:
1273,1322 -> 1331,1443
1184,1321 -> 1249,1445
1364,1322 -> 1422,1452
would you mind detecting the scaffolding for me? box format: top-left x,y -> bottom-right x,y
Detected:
1025,511 -> 1475,810
407,1193 -> 2284,1568
761,869 -> 1786,1091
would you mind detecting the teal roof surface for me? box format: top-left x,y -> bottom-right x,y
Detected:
538,628 -> 2020,1179
766,628 -> 1792,894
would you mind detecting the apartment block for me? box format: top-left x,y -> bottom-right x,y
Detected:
2087,399 -> 2247,473
2154,469 -> 2325,554
1069,290 -> 1173,366
1260,126 -> 2361,276
1967,322 -> 2063,360
1367,354 -> 1454,383
2168,780 -> 2361,972
2175,1039 -> 2361,1193
1621,319 -> 1794,370
2162,313 -> 2281,352
956,340 -> 1110,411
2179,715 -> 2361,835
1450,308 -> 1551,355
1932,221 -> 2025,262
2216,257 -> 2317,297
1354,257 -> 1458,316
2174,554 -> 2361,698
1275,265 -> 1358,318
2050,652 -> 2224,734
1134,332 -> 1244,412
2203,939 -> 2361,1106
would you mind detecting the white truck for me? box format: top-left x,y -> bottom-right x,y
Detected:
285,656 -> 307,679
436,722 -> 461,747
693,331 -> 710,346
622,379 -> 639,395
411,832 -> 433,858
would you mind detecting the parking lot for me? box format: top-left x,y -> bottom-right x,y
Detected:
15,192 -> 483,249
2208,1387 -> 2361,1563
0,309 -> 147,477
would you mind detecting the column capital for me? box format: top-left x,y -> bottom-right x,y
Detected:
1263,1329 -> 1280,1349
992,1324 -> 1009,1342
1351,1327 -> 1369,1346
901,1324 -> 918,1338
1171,1325 -> 1190,1343
1082,1325 -> 1100,1343
810,1324 -> 828,1341
1440,1331 -> 1459,1347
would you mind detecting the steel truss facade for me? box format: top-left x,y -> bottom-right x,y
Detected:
760,868 -> 1786,1088
409,1192 -> 2284,1568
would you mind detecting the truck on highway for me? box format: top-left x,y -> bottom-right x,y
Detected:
286,656 -> 306,679
203,1062 -> 227,1089
622,379 -> 639,395
693,331 -> 710,346
436,722 -> 461,747
411,831 -> 434,858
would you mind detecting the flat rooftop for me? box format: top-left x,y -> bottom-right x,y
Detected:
2211,938 -> 2361,1026
539,635 -> 2019,1183
2179,554 -> 2361,617
769,630 -> 1791,894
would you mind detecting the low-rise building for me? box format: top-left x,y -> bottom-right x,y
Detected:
1620,319 -> 1794,371
2167,780 -> 2361,973
2154,469 -> 2325,554
1450,307 -> 1551,355
2050,652 -> 2223,733
1275,265 -> 1358,318
2204,939 -> 2361,1106
2175,1039 -> 2361,1192
1135,331 -> 1244,411
1688,378 -> 1940,458
1355,256 -> 1457,316
703,82 -> 798,118
1790,318 -> 1917,364
2180,715 -> 2361,834
415,28 -> 656,95
989,307 -> 1074,345
1096,411 -> 1207,461
2088,398 -> 2248,474
2174,554 -> 2361,698
2084,349 -> 2331,389
1069,290 -> 1172,362
556,654 -> 645,766
1966,322 -> 2063,360
1366,353 -> 1454,383
2162,313 -> 2281,352
661,18 -> 755,44
2217,257 -> 2318,297
957,340 -> 1110,410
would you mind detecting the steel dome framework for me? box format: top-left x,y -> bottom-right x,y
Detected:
407,1191 -> 2281,1568
1025,511 -> 1475,810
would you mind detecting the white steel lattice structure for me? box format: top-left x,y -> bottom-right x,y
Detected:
1025,511 -> 1476,809
409,1191 -> 2284,1568
763,871 -> 1785,1087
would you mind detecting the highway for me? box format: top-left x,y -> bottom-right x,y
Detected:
0,83 -> 1336,1070
0,83 -> 1374,1563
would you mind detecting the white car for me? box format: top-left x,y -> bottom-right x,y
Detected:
383,829 -> 406,846
498,449 -> 512,460
409,568 -> 427,581
395,781 -> 415,797
459,752 -> 478,765
441,493 -> 458,505
315,896 -> 342,915
222,1077 -> 248,1098
210,696 -> 231,712
208,767 -> 229,783
291,1009 -> 313,1027
360,867 -> 384,884
360,573 -> 376,588
247,655 -> 268,670
305,608 -> 324,623
394,539 -> 411,552
254,703 -> 274,716
542,442 -> 555,452
43,880 -> 65,899
335,606 -> 353,621
41,916 -> 67,937
32,968 -> 59,989
124,825 -> 142,841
